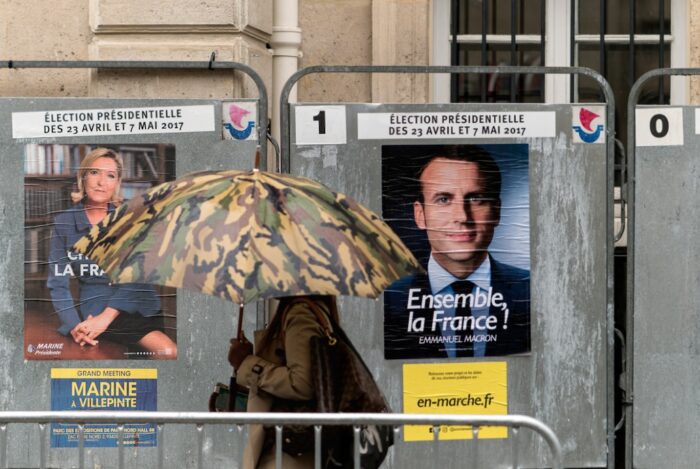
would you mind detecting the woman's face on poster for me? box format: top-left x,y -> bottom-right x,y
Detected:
83,157 -> 119,205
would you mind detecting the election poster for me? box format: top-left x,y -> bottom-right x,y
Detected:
50,368 -> 157,448
24,143 -> 177,360
403,362 -> 507,441
383,144 -> 531,359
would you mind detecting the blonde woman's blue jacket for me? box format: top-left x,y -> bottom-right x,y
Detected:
46,203 -> 160,336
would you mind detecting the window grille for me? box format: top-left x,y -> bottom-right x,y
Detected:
448,0 -> 672,121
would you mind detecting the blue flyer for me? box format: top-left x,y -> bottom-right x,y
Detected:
50,368 -> 157,448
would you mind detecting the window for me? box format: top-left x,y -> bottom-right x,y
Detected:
432,0 -> 685,215
432,0 -> 686,115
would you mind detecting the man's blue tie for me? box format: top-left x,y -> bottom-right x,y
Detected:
451,280 -> 475,357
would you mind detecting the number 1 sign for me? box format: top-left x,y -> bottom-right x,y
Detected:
295,105 -> 347,145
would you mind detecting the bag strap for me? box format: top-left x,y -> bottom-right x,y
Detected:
278,297 -> 337,346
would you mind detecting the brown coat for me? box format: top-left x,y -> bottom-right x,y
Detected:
236,300 -> 327,469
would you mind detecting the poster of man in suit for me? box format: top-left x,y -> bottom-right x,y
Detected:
383,144 -> 530,359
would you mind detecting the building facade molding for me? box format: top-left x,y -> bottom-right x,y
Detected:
371,0 -> 431,103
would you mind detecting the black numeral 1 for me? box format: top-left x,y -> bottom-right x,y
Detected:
313,110 -> 326,134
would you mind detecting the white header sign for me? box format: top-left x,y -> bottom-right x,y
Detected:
12,105 -> 216,138
357,111 -> 556,140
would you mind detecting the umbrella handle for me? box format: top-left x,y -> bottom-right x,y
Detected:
236,304 -> 245,339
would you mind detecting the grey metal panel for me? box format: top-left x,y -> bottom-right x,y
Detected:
631,106 -> 700,469
0,98 -> 258,468
290,103 -> 609,468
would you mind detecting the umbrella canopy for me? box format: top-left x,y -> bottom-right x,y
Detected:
73,169 -> 422,305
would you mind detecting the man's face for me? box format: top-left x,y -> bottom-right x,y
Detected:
413,157 -> 500,278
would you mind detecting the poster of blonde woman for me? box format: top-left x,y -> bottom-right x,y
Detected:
24,143 -> 177,360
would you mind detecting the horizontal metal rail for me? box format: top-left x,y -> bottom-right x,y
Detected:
0,411 -> 562,469
452,33 -> 672,45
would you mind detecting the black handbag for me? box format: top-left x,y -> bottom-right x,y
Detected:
311,320 -> 394,469
265,297 -> 393,468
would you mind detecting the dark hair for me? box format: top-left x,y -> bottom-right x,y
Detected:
415,146 -> 502,204
258,295 -> 339,353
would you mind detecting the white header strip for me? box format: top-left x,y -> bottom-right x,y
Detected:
12,105 -> 215,138
357,111 -> 556,140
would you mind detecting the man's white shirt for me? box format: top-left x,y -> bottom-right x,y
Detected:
427,255 -> 491,357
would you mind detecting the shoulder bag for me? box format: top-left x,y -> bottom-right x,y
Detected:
266,297 -> 394,468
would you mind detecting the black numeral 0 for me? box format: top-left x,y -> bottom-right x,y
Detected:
650,114 -> 669,138
313,110 -> 326,134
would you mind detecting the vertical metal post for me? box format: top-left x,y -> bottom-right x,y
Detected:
570,0 -> 576,102
629,0 -> 636,90
658,0 -> 665,103
481,0 -> 488,102
275,425 -> 282,469
117,424 -> 125,469
353,426 -> 361,469
432,425 -> 440,464
450,0 -> 460,102
539,0 -> 545,100
0,424 -> 7,469
314,425 -> 322,469
511,426 -> 520,468
157,423 -> 164,469
471,426 -> 480,468
38,423 -> 46,469
78,424 -> 85,469
600,0 -> 607,101
510,0 -> 517,102
196,424 -> 204,469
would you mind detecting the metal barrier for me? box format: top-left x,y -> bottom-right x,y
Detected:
0,411 -> 562,469
626,67 -> 700,469
1,59 -> 270,163
280,64 -> 615,469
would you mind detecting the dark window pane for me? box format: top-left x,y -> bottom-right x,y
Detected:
579,0 -> 670,35
492,0 -> 514,34
460,0 -> 486,35
454,46 -> 543,103
520,0 -> 544,35
578,0 -> 604,34
636,0 -> 670,34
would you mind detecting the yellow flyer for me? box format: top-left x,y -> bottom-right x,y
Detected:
403,362 -> 507,441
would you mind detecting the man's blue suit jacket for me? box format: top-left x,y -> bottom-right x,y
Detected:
384,256 -> 530,359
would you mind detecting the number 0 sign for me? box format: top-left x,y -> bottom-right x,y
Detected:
635,108 -> 683,147
295,106 -> 347,145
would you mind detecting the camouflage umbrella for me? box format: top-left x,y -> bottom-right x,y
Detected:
73,168 -> 421,334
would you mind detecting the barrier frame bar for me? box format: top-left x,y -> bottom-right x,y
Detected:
280,64 -> 616,469
0,411 -> 562,469
0,60 -> 269,164
625,67 -> 700,469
